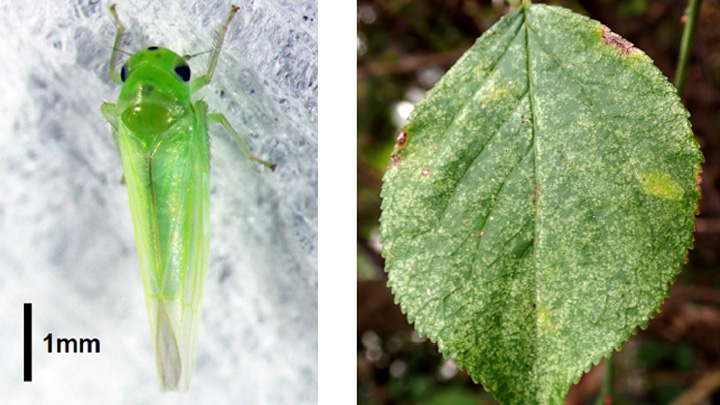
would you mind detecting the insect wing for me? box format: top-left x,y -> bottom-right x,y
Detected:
116,111 -> 210,392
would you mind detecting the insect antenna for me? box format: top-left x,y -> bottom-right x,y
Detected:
107,46 -> 133,57
183,50 -> 212,61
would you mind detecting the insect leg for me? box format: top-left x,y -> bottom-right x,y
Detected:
189,5 -> 240,95
100,102 -> 118,131
100,102 -> 122,154
108,4 -> 126,85
202,103 -> 276,171
101,102 -> 126,184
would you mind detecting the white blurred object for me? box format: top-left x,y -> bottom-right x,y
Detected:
0,0 -> 317,403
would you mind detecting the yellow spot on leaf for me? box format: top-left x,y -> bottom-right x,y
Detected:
638,172 -> 683,200
537,306 -> 555,332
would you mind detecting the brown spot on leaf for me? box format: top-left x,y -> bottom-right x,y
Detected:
601,25 -> 637,57
696,164 -> 703,185
694,163 -> 702,218
396,130 -> 407,147
388,154 -> 400,169
421,168 -> 430,176
387,130 -> 409,170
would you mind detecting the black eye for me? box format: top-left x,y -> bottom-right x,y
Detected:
174,65 -> 191,82
147,46 -> 158,51
120,65 -> 128,82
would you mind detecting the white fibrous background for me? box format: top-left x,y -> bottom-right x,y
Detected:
0,0 -> 317,403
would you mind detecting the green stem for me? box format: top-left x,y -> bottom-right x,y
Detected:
595,357 -> 612,405
674,0 -> 701,99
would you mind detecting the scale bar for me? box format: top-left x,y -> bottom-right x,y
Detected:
24,303 -> 31,382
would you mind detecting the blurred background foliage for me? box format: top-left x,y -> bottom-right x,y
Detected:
357,0 -> 720,403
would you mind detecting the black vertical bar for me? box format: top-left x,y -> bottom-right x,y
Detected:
23,303 -> 31,382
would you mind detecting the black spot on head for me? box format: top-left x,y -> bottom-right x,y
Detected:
174,65 -> 191,82
148,46 -> 158,51
120,65 -> 128,82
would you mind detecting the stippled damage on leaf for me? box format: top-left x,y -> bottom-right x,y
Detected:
388,130 -> 408,169
601,25 -> 637,57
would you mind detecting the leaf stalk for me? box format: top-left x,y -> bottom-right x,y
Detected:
674,0 -> 702,99
595,357 -> 612,405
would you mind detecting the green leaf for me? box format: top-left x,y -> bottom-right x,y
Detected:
380,4 -> 702,404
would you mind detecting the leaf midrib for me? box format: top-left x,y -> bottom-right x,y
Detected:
522,4 -> 542,386
520,6 -> 660,392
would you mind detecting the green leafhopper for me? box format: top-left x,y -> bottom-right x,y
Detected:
101,3 -> 275,392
